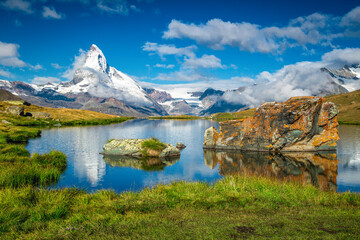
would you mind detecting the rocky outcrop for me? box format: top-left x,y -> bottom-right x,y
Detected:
203,96 -> 339,152
102,139 -> 180,158
6,106 -> 24,116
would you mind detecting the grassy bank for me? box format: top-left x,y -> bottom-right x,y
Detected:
0,101 -> 132,127
0,175 -> 359,239
324,89 -> 360,125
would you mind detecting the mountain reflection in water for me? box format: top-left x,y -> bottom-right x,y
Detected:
204,150 -> 338,191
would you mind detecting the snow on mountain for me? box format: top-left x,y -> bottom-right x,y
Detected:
36,44 -> 153,107
321,64 -> 360,92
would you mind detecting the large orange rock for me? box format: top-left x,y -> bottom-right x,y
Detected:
203,96 -> 339,152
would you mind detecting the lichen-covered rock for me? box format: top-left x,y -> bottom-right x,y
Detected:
6,106 -> 24,116
203,96 -> 339,152
30,112 -> 51,119
176,142 -> 186,149
102,139 -> 180,158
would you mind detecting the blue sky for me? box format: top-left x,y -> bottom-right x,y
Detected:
0,0 -> 360,91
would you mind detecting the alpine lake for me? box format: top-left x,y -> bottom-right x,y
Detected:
26,119 -> 360,193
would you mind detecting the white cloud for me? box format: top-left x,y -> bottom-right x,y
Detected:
162,10 -> 347,54
322,48 -> 360,66
51,63 -> 64,69
130,4 -> 142,12
153,71 -> 210,82
142,42 -> 197,59
96,0 -> 129,15
154,64 -> 175,69
62,49 -> 86,80
341,6 -> 360,26
0,41 -> 26,67
1,0 -> 32,13
141,47 -> 360,108
183,54 -> 225,69
31,76 -> 61,85
31,64 -> 43,70
0,69 -> 12,78
42,6 -> 65,19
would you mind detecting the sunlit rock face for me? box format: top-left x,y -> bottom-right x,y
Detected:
203,96 -> 339,152
204,150 -> 338,191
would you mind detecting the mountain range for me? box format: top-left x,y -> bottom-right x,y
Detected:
0,44 -> 359,116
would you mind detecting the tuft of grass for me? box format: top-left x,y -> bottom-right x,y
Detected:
141,137 -> 167,151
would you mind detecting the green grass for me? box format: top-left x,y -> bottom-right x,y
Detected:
141,137 -> 167,151
0,176 -> 359,239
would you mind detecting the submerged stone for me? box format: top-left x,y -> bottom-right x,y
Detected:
102,138 -> 180,158
203,96 -> 339,152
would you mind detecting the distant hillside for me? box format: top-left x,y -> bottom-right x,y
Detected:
0,89 -> 25,102
324,89 -> 360,125
210,90 -> 360,124
0,100 -> 129,124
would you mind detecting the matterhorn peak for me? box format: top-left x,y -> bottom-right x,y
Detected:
83,44 -> 108,73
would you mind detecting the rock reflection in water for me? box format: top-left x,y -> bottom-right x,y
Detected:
204,150 -> 338,191
103,155 -> 180,171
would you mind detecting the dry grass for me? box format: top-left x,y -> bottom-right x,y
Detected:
324,89 -> 360,125
0,102 -> 120,122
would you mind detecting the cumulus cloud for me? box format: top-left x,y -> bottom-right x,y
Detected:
183,54 -> 225,69
0,0 -> 32,13
154,64 -> 175,69
163,19 -> 277,52
0,69 -> 12,78
162,7 -> 360,54
341,6 -> 360,26
62,49 -> 87,80
322,48 -> 360,66
42,6 -> 65,19
31,64 -> 43,70
0,41 -> 26,67
142,47 -> 360,108
51,63 -> 64,69
142,42 -> 197,59
31,76 -> 61,85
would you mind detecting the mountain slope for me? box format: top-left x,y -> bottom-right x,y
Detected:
0,45 -> 167,117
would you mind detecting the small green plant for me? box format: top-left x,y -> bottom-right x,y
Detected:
141,137 -> 166,151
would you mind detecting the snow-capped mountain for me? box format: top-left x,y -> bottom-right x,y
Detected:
1,45 -> 167,117
321,64 -> 360,92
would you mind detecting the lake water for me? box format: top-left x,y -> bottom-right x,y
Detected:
26,120 -> 360,193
